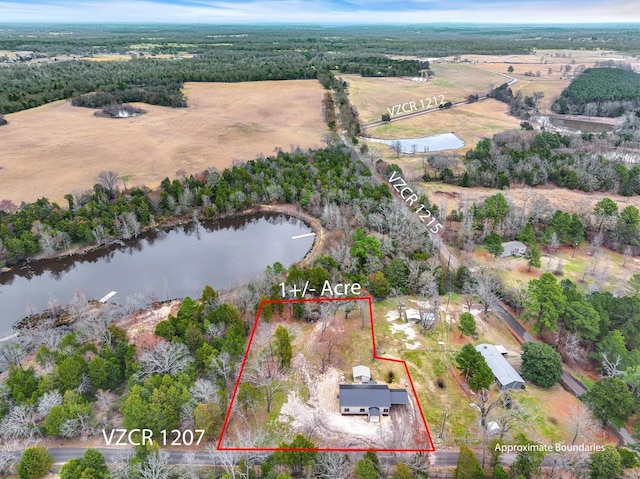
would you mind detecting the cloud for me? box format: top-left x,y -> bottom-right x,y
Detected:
0,0 -> 637,23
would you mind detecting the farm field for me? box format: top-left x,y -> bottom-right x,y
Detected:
343,64 -> 504,124
0,80 -> 327,204
364,99 -> 521,156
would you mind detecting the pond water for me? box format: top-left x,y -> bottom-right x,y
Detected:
0,212 -> 314,335
533,115 -> 614,134
365,132 -> 465,153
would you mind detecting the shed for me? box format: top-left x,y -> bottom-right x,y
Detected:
475,344 -> 525,390
500,241 -> 527,257
352,365 -> 371,383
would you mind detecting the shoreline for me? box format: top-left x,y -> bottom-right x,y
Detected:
1,203 -> 326,339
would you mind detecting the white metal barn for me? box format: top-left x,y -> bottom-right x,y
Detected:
475,344 -> 525,390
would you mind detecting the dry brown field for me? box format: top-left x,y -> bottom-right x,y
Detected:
418,181 -> 640,216
364,99 -> 521,157
344,64 -> 503,124
0,80 -> 327,204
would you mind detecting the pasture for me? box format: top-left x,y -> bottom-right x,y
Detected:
364,99 -> 520,156
0,80 -> 327,204
344,64 -> 503,124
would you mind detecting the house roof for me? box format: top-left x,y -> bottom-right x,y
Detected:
501,241 -> 527,250
475,344 -> 525,388
352,365 -> 371,378
390,389 -> 409,405
339,384 -> 409,408
340,384 -> 391,408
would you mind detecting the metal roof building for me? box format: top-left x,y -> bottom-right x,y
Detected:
475,344 -> 525,390
338,384 -> 409,422
352,365 -> 371,383
500,241 -> 527,257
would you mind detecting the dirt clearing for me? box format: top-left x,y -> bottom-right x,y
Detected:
0,80 -> 327,204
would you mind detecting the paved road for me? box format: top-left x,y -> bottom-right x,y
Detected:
45,447 -> 568,468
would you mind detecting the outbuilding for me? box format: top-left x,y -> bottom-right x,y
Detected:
475,344 -> 525,390
500,241 -> 527,257
352,365 -> 371,383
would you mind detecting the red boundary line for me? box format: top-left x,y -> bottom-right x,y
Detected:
216,296 -> 436,453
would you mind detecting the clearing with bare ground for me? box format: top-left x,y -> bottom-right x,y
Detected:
0,80 -> 327,204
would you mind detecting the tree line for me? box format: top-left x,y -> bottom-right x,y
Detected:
464,118 -> 640,196
552,67 -> 640,117
0,52 -> 420,113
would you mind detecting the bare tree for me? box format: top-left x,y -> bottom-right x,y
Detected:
244,351 -> 286,413
208,448 -> 241,479
96,171 -> 120,196
0,440 -> 23,477
0,405 -> 41,440
563,331 -> 588,365
471,389 -> 504,427
189,378 -> 219,404
0,341 -> 26,368
548,231 -> 560,253
473,269 -> 501,319
493,396 -> 527,441
138,342 -> 193,378
131,449 -> 172,479
36,390 -> 62,418
601,352 -> 624,378
568,404 -> 600,445
208,352 -> 237,400
315,453 -> 352,479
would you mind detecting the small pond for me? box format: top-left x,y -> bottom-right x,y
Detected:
365,132 -> 465,153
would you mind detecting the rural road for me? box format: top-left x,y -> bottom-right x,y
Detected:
42,447 -> 564,468
362,64 -> 517,129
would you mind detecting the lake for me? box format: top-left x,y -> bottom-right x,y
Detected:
0,212 -> 314,335
365,132 -> 465,153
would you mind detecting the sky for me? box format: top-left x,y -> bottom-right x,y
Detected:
1,0 -> 639,24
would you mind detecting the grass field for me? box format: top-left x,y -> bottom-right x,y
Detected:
419,182 -> 640,217
364,99 -> 521,156
0,80 -> 327,204
344,64 -> 504,124
470,243 -> 639,297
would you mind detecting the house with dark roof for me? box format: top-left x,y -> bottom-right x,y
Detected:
338,384 -> 409,422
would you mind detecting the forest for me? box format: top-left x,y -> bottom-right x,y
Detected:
463,114 -> 640,196
2,23 -> 640,114
551,67 -> 640,117
2,24 -> 638,58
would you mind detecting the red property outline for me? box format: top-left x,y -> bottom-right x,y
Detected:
217,296 -> 436,453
